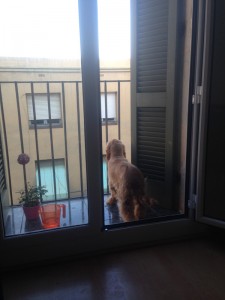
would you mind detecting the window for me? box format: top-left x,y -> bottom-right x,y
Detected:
36,159 -> 68,201
27,93 -> 62,127
1,0 -> 209,270
101,92 -> 117,122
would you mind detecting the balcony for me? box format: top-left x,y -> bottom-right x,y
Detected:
0,79 -> 178,236
0,79 -> 130,235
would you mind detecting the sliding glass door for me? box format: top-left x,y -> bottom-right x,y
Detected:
0,0 -> 203,270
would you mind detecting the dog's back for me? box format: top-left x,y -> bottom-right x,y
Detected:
106,139 -> 156,221
124,162 -> 145,196
108,157 -> 145,201
108,155 -> 142,178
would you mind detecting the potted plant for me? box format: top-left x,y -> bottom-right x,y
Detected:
18,183 -> 48,220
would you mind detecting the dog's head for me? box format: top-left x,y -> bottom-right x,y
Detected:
106,139 -> 126,161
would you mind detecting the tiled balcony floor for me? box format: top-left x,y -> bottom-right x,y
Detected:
4,196 -> 179,236
4,198 -> 89,236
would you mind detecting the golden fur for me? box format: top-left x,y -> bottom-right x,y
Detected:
106,139 -> 155,222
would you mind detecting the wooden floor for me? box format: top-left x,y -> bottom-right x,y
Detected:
2,234 -> 225,300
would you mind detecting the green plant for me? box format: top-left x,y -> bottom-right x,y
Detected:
18,183 -> 48,207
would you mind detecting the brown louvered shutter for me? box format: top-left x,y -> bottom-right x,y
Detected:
137,0 -> 168,93
131,0 -> 178,207
137,107 -> 166,182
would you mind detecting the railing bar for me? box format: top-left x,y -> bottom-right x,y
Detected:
11,208 -> 16,234
0,81 -> 83,84
20,210 -> 25,234
0,80 -> 129,84
62,82 -> 71,200
0,84 -> 13,205
0,80 -> 130,207
82,198 -> 85,222
0,143 -> 6,193
104,82 -> 109,143
15,83 -> 25,154
31,83 -> 43,201
76,82 -> 84,197
118,81 -> 121,140
62,83 -> 71,224
69,199 -> 72,226
100,80 -> 130,83
47,82 -> 57,201
15,83 -> 28,194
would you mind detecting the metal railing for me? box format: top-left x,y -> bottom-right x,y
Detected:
0,80 -> 130,206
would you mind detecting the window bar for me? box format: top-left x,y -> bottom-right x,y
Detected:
31,83 -> 43,201
62,82 -> 72,226
0,84 -> 13,205
0,140 -> 6,192
118,81 -> 121,140
15,83 -> 28,195
76,82 -> 84,197
47,82 -> 57,201
104,81 -> 109,143
61,82 -> 71,199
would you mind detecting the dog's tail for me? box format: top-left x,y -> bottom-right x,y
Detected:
133,195 -> 158,220
135,194 -> 158,208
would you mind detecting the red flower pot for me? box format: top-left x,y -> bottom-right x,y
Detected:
23,205 -> 40,220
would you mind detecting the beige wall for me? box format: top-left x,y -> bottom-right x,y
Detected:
0,57 -> 130,205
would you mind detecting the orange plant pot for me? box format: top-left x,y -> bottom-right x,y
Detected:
39,204 -> 66,229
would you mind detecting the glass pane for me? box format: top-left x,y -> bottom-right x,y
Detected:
0,0 -> 89,236
97,0 -> 132,226
98,0 -> 191,227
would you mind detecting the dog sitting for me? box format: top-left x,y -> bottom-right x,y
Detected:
106,139 -> 156,222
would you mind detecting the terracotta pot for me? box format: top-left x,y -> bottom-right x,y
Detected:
23,204 -> 40,220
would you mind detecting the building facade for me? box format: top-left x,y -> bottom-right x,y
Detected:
0,57 -> 130,206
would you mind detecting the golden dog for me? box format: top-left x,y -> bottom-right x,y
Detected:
106,139 -> 155,222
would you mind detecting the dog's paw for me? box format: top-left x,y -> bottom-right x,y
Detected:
106,197 -> 117,206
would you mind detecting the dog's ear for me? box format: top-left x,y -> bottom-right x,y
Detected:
106,144 -> 111,161
106,148 -> 111,161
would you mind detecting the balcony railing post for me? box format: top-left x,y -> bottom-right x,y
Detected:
118,81 -> 121,140
104,81 -> 109,143
0,83 -> 13,205
15,82 -> 28,195
62,82 -> 71,199
31,82 -> 43,201
47,82 -> 57,201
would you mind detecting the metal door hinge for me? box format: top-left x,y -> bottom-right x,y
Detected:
192,85 -> 202,104
188,194 -> 197,209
